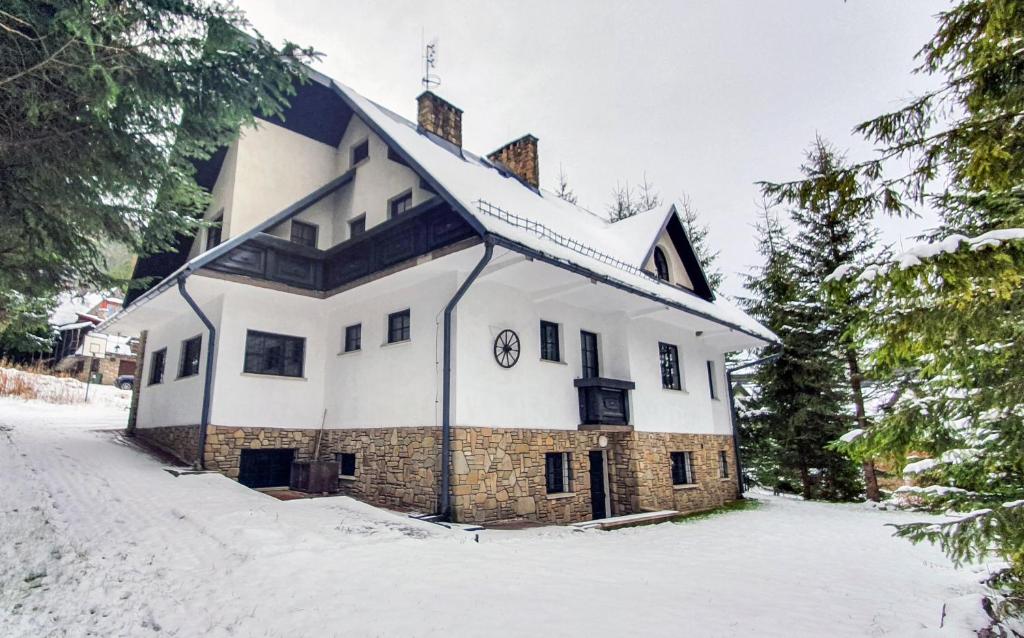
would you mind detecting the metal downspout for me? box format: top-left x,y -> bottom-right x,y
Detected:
177,276 -> 217,470
440,239 -> 494,521
726,347 -> 783,498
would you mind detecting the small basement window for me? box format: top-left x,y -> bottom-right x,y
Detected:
178,336 -> 202,378
389,191 -> 413,218
344,324 -> 362,353
659,342 -> 681,390
671,451 -> 695,485
545,452 -> 572,494
148,348 -> 167,385
351,139 -> 369,166
290,220 -> 318,248
243,330 -> 305,377
336,452 -> 356,477
540,320 -> 560,362
719,450 -> 730,479
387,309 -> 410,344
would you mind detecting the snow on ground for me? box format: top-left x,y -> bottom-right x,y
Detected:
0,395 -> 994,637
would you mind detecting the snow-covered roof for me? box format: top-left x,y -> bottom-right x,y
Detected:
101,76 -> 777,347
57,321 -> 95,331
337,82 -> 777,344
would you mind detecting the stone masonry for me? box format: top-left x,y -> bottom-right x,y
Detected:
140,423 -> 738,525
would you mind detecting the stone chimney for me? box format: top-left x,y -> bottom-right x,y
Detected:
487,134 -> 540,189
417,91 -> 463,147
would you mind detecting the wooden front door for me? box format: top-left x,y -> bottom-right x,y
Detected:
589,450 -> 609,520
238,448 -> 295,488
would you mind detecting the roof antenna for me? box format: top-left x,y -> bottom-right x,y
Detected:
422,36 -> 441,91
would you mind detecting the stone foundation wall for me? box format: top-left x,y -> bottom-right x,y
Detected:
150,423 -> 738,525
136,424 -> 200,467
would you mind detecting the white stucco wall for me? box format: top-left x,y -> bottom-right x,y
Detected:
322,273 -> 455,428
330,116 -> 433,244
453,277 -> 733,435
136,295 -> 224,429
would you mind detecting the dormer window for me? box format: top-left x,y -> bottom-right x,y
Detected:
290,220 -> 318,248
389,191 -> 413,219
351,139 -> 369,166
653,246 -> 671,282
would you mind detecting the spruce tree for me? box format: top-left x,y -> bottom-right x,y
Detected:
767,0 -> 1024,615
740,204 -> 860,499
677,194 -> 724,293
764,137 -> 883,501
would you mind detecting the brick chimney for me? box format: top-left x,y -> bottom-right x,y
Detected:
487,134 -> 540,189
416,91 -> 463,147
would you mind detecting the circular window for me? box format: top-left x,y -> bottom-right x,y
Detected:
493,329 -> 521,368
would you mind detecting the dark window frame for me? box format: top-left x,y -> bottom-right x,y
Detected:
243,330 -> 306,378
580,330 -> 599,378
206,213 -> 223,251
545,451 -> 572,494
344,323 -> 362,353
671,451 -> 695,485
653,246 -> 671,282
659,342 -> 681,390
349,215 -> 366,238
387,309 -> 411,344
719,450 -> 730,479
388,190 -> 413,219
540,320 -> 561,362
290,220 -> 319,248
336,452 -> 356,477
148,348 -> 167,385
707,360 -> 719,399
178,335 -> 202,379
350,139 -> 369,166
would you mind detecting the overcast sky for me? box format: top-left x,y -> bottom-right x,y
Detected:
238,0 -> 947,297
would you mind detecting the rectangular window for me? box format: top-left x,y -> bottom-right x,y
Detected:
387,309 -> 410,344
671,451 -> 695,485
389,191 -> 413,218
336,452 -> 356,477
580,330 -> 599,378
206,215 -> 223,250
545,452 -> 572,494
659,342 -> 681,390
719,450 -> 730,479
707,360 -> 719,399
290,220 -> 318,248
540,320 -> 560,362
351,139 -> 369,166
349,215 -> 366,238
178,336 -> 202,378
148,348 -> 167,385
344,324 -> 362,353
243,330 -> 305,377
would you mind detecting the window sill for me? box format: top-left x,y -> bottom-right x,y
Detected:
337,349 -> 362,357
662,387 -> 688,394
240,372 -> 307,381
338,475 -> 356,482
381,339 -> 411,349
673,483 -> 700,491
539,358 -> 567,366
545,492 -> 576,500
175,374 -> 199,381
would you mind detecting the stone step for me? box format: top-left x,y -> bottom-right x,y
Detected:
572,509 -> 679,530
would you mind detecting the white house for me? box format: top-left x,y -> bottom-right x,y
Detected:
98,70 -> 778,524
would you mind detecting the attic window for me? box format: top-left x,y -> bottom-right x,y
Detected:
389,191 -> 413,219
351,139 -> 369,166
653,247 -> 670,282
291,220 -> 318,248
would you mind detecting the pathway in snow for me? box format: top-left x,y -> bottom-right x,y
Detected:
0,395 -> 990,637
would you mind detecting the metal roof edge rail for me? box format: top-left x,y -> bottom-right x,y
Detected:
485,233 -> 778,346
